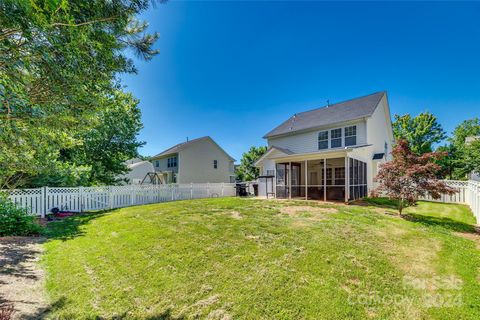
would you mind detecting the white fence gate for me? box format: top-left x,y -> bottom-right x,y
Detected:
421,180 -> 480,223
2,183 -> 236,217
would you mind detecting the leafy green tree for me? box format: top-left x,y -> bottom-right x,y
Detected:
443,118 -> 480,180
67,91 -> 144,185
393,112 -> 446,155
236,146 -> 267,181
30,91 -> 144,186
435,144 -> 458,179
449,118 -> 480,149
0,0 -> 159,188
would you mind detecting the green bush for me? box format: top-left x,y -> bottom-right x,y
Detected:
0,195 -> 43,237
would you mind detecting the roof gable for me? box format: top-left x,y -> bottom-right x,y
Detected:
152,136 -> 235,161
264,91 -> 385,138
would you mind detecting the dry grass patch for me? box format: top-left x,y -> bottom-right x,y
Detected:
279,205 -> 337,217
229,211 -> 242,219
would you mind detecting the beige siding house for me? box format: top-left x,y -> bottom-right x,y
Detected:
255,92 -> 394,201
151,136 -> 235,184
118,158 -> 155,184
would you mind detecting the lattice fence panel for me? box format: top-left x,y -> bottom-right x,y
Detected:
3,183 -> 236,217
2,188 -> 44,216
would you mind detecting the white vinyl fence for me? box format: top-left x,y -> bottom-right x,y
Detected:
421,180 -> 480,223
2,183 -> 236,217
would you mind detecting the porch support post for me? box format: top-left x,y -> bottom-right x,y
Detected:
323,158 -> 327,201
274,162 -> 277,198
305,159 -> 308,200
288,161 -> 292,200
345,156 -> 349,203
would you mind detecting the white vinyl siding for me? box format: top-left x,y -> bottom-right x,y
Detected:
366,94 -> 394,161
268,120 -> 367,154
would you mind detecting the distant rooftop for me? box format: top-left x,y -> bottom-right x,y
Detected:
152,136 -> 209,158
264,91 -> 386,138
152,136 -> 235,161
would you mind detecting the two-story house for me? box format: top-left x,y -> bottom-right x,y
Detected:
151,136 -> 235,184
255,92 -> 394,201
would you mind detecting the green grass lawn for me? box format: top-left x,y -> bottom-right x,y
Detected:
41,198 -> 480,319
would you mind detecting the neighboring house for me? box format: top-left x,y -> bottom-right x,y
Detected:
151,136 -> 235,184
119,158 -> 155,184
466,136 -> 480,181
255,91 -> 394,201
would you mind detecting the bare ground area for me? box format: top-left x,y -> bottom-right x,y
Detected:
0,237 -> 48,320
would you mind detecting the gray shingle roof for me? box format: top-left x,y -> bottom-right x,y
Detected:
264,91 -> 386,138
153,136 -> 208,158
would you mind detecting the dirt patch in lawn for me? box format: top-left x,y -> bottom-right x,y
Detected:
454,231 -> 480,249
229,211 -> 242,220
0,237 -> 48,319
280,205 -> 337,217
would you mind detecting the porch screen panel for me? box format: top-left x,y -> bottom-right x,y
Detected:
290,163 -> 305,198
349,158 -> 368,201
276,163 -> 289,199
325,158 -> 346,201
306,160 -> 324,200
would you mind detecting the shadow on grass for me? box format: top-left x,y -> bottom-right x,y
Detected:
108,309 -> 185,320
403,213 -> 476,233
15,295 -> 185,319
42,210 -> 113,241
351,197 -> 477,233
20,296 -> 67,320
351,197 -> 400,209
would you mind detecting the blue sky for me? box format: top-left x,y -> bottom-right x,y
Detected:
121,1 -> 480,161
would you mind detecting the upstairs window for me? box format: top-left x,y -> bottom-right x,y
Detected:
213,160 -> 218,169
331,128 -> 342,148
318,131 -> 329,150
167,156 -> 177,168
345,126 -> 357,146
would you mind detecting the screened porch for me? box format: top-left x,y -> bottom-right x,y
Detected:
274,157 -> 368,202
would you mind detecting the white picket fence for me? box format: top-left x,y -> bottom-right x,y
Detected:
421,180 -> 480,223
2,183 -> 236,217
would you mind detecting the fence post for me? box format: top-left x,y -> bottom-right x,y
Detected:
221,183 -> 224,197
109,186 -> 113,209
191,183 -> 193,199
41,186 -> 46,218
79,186 -> 83,213
207,182 -> 210,198
130,185 -> 135,206
171,185 -> 175,201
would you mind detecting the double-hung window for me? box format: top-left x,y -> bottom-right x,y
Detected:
318,131 -> 329,150
167,156 -> 177,168
345,126 -> 357,146
213,160 -> 218,169
331,128 -> 342,148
